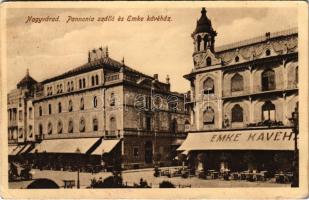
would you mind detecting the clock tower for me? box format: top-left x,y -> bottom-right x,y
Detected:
192,8 -> 220,68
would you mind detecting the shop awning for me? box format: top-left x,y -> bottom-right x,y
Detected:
177,128 -> 295,152
9,145 -> 24,155
30,138 -> 100,154
91,139 -> 120,155
19,144 -> 34,154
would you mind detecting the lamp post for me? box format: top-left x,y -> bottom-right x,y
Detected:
289,106 -> 299,187
75,148 -> 81,189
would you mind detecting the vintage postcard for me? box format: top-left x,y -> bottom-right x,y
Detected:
0,1 -> 308,199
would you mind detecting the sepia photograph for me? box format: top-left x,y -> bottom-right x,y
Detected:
0,1 -> 308,199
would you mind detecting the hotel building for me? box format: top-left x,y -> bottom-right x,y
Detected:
8,48 -> 189,170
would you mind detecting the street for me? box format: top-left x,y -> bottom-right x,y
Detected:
9,168 -> 291,189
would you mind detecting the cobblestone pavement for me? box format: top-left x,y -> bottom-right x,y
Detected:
9,168 -> 291,189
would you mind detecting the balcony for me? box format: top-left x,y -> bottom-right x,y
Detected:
43,131 -> 106,139
8,139 -> 18,144
222,81 -> 297,100
123,128 -> 187,138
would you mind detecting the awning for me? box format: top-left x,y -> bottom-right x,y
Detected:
177,128 -> 295,151
91,139 -> 120,155
30,138 -> 100,154
19,144 -> 34,154
9,145 -> 24,155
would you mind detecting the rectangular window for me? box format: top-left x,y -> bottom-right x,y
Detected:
19,111 -> 23,121
29,107 -> 33,119
48,104 -> 52,115
146,116 -> 151,131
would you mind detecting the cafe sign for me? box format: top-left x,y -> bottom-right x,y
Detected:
177,128 -> 295,151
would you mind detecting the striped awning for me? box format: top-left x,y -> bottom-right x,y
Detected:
91,139 -> 120,155
178,128 -> 295,151
30,138 -> 100,154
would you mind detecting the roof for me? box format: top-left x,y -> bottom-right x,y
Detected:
193,8 -> 217,35
17,70 -> 37,89
42,56 -> 154,84
215,27 -> 297,53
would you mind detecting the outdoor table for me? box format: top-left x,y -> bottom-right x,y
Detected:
63,179 -> 75,188
231,172 -> 240,180
275,173 -> 288,183
210,171 -> 219,179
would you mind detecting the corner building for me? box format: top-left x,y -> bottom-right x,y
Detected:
8,48 -> 189,170
178,8 -> 298,175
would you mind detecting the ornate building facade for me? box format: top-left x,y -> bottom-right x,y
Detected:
178,8 -> 298,174
8,48 -> 189,170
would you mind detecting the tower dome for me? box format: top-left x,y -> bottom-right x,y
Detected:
17,69 -> 37,89
192,8 -> 217,53
194,8 -> 216,35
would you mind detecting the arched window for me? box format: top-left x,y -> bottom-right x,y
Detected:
47,122 -> 53,135
80,117 -> 85,132
28,125 -> 33,137
231,73 -> 244,92
262,69 -> 276,91
57,121 -> 63,134
70,81 -> 74,91
203,106 -> 215,125
203,77 -> 214,94
197,35 -> 202,51
110,117 -> 116,134
93,96 -> 98,108
206,57 -> 212,66
79,79 -> 82,89
235,56 -> 239,62
67,82 -> 71,92
231,104 -> 243,122
93,118 -> 98,131
95,75 -> 99,85
80,98 -> 84,110
58,102 -> 62,113
68,120 -> 74,133
171,118 -> 177,133
266,49 -> 271,56
110,93 -> 115,106
19,128 -> 23,138
48,104 -> 52,115
91,76 -> 95,86
262,101 -> 276,121
203,35 -> 208,50
82,78 -> 86,88
39,106 -> 42,116
68,100 -> 73,112
38,124 -> 43,136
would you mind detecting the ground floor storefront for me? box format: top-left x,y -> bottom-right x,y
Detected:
177,127 -> 297,181
9,135 -> 184,172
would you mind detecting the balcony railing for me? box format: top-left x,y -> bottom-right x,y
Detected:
123,129 -> 187,138
105,73 -> 121,82
43,131 -> 106,139
222,81 -> 297,98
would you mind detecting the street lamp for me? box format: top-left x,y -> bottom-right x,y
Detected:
289,106 -> 299,187
75,148 -> 81,189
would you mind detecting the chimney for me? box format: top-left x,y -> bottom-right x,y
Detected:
166,75 -> 170,84
88,51 -> 91,63
153,74 -> 158,80
265,32 -> 271,40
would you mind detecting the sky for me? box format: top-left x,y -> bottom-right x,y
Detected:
6,6 -> 298,92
